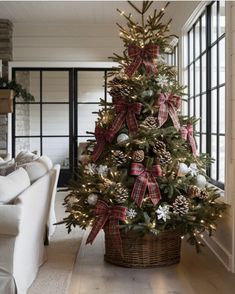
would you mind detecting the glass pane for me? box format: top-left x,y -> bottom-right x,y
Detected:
201,94 -> 207,133
219,0 -> 225,37
219,135 -> 225,183
195,21 -> 200,58
201,14 -> 206,52
201,134 -> 206,153
78,71 -> 105,103
195,60 -> 200,95
42,104 -> 69,136
219,86 -> 225,134
189,29 -> 194,63
15,137 -> 40,157
77,104 -> 100,135
211,135 -> 217,180
195,134 -> 200,151
201,53 -> 206,93
15,104 -> 40,136
211,2 -> 217,44
195,96 -> 200,132
15,71 -> 40,102
211,89 -> 217,133
189,64 -> 194,97
42,71 -> 69,102
190,99 -> 194,117
43,137 -> 69,168
219,38 -> 225,85
211,45 -> 217,88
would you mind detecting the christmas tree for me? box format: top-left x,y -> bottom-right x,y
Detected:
61,1 -> 226,257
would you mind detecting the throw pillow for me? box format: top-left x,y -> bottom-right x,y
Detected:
0,159 -> 16,176
0,168 -> 30,204
15,151 -> 39,165
38,155 -> 53,170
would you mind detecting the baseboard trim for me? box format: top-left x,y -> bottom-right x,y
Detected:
204,234 -> 232,272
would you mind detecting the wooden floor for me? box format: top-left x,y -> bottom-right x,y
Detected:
68,230 -> 235,294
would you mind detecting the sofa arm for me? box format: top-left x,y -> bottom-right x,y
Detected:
0,205 -> 21,236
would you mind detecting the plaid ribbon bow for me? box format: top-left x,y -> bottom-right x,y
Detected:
106,98 -> 142,142
125,44 -> 159,77
158,93 -> 181,131
130,163 -> 162,207
92,126 -> 110,162
86,200 -> 127,255
180,124 -> 197,156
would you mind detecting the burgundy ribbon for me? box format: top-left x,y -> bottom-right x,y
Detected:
130,163 -> 162,207
158,93 -> 181,130
92,126 -> 110,162
125,44 -> 159,77
86,200 -> 127,255
181,124 -> 197,156
106,98 -> 142,142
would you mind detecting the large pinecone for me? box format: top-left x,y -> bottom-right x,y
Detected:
198,189 -> 209,200
187,185 -> 201,198
158,150 -> 172,166
113,183 -> 129,204
141,116 -> 158,129
152,139 -> 166,154
111,150 -> 127,166
173,195 -> 189,215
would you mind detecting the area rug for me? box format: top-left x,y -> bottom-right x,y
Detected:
28,192 -> 84,294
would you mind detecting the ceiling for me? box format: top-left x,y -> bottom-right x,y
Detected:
0,1 -> 199,36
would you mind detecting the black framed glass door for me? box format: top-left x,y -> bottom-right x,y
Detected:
12,67 -> 112,187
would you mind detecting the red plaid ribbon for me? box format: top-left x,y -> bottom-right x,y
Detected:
158,93 -> 181,130
130,163 -> 162,207
125,44 -> 159,77
86,200 -> 127,255
181,124 -> 197,156
106,98 -> 142,142
92,126 -> 110,162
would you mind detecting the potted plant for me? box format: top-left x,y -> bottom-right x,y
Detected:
0,77 -> 34,114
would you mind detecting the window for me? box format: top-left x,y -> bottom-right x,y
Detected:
164,43 -> 179,80
187,1 -> 225,189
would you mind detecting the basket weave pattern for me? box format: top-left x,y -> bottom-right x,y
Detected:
104,227 -> 181,268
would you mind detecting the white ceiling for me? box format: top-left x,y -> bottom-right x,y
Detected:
0,1 -> 199,35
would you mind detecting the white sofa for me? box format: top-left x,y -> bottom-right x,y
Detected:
0,160 -> 60,294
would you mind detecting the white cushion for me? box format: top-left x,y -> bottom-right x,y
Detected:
20,161 -> 48,183
0,168 -> 30,204
15,151 -> 39,165
38,155 -> 53,170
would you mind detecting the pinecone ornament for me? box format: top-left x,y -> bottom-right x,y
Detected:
141,116 -> 158,129
152,139 -> 166,154
132,150 -> 145,162
187,185 -> 201,198
113,183 -> 129,204
111,150 -> 127,166
173,195 -> 189,215
158,150 -> 172,166
198,189 -> 209,200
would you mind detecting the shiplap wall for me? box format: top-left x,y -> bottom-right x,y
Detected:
13,23 -> 123,61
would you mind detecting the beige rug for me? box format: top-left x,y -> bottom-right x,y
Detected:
28,192 -> 84,294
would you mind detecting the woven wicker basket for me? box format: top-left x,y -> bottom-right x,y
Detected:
104,227 -> 181,268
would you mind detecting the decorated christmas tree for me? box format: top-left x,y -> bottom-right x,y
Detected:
60,1 -> 226,266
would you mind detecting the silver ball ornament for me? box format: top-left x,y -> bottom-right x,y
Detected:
117,133 -> 129,144
177,163 -> 189,177
87,193 -> 98,206
196,174 -> 207,189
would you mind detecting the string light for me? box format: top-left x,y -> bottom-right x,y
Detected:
120,10 -> 125,16
181,235 -> 184,239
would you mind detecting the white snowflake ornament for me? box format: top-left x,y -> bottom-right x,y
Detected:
84,163 -> 97,175
87,193 -> 98,206
156,74 -> 168,88
156,205 -> 171,222
97,165 -> 109,177
189,163 -> 198,176
127,208 -> 137,219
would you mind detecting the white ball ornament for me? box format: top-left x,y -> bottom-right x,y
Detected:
117,133 -> 129,144
87,193 -> 98,206
177,163 -> 189,177
196,175 -> 207,189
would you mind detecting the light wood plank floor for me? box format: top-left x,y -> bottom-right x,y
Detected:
68,230 -> 235,294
